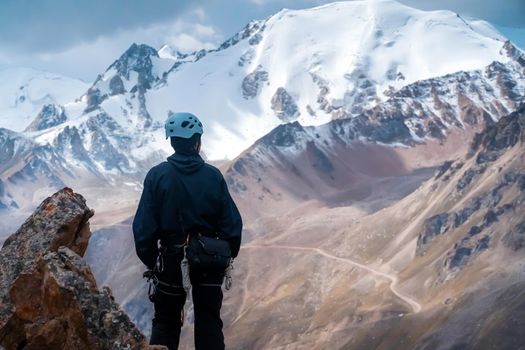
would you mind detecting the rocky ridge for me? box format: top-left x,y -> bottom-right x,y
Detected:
0,188 -> 154,349
449,106 -> 524,277
224,53 -> 525,212
416,104 -> 525,264
24,104 -> 68,132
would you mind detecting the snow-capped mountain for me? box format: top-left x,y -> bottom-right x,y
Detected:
0,67 -> 89,132
67,0 -> 515,159
145,0 -> 512,158
1,0 -> 524,233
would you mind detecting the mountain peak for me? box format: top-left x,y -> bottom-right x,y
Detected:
108,43 -> 159,80
85,42 -> 172,113
24,104 -> 67,132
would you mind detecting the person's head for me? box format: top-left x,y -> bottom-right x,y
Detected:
164,112 -> 203,154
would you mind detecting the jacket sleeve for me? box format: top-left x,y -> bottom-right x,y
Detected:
132,170 -> 159,269
217,178 -> 243,258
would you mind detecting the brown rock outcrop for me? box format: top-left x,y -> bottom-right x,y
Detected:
0,188 -> 155,349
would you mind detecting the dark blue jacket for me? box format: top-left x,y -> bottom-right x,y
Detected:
132,152 -> 243,269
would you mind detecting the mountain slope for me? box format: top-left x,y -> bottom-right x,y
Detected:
224,46 -> 524,218
220,104 -> 525,349
0,67 -> 88,132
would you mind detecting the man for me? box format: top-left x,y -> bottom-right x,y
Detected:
132,112 -> 243,350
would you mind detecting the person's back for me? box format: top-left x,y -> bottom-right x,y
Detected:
132,112 -> 243,350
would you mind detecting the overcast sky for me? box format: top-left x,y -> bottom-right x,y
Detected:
1,0 -> 524,82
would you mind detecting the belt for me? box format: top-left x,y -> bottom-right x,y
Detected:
161,230 -> 218,247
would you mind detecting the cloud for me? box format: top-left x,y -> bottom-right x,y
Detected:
496,26 -> 525,50
0,0 -> 196,53
192,7 -> 208,21
249,0 -> 270,5
193,23 -> 217,37
0,16 -> 224,81
247,0 -> 326,7
164,33 -> 217,52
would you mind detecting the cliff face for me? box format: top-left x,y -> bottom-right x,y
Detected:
0,188 -> 151,350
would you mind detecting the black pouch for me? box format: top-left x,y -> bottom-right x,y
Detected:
186,235 -> 231,271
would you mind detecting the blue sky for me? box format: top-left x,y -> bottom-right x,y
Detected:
1,0 -> 524,81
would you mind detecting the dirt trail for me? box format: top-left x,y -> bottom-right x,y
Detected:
240,244 -> 422,314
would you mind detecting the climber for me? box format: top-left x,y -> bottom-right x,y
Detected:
132,112 -> 243,350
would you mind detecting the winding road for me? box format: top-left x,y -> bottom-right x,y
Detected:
240,244 -> 422,314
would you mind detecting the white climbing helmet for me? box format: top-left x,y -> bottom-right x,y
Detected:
164,112 -> 203,139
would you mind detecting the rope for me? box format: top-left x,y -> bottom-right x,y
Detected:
146,273 -> 159,302
224,259 -> 233,291
181,246 -> 192,294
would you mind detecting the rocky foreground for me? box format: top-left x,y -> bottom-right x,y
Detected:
0,188 -> 159,349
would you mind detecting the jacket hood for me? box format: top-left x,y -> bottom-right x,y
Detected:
167,152 -> 205,174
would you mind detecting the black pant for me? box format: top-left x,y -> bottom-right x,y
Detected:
150,290 -> 186,349
150,251 -> 225,350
